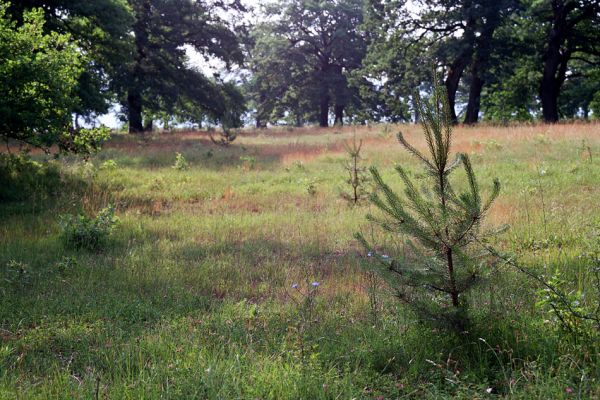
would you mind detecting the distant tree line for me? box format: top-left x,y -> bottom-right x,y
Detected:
248,0 -> 600,126
2,0 -> 600,150
3,0 -> 246,148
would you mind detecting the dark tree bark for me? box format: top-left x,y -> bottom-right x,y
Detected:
412,96 -> 420,123
464,11 -> 500,125
319,93 -> 330,127
256,118 -> 267,129
540,1 -> 575,123
464,73 -> 484,124
444,54 -> 470,124
127,90 -> 144,133
334,104 -> 344,126
443,8 -> 476,124
128,0 -> 151,133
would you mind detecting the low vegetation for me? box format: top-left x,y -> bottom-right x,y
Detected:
1,122 -> 599,398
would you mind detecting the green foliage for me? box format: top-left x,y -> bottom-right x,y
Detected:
0,3 -> 80,150
535,232 -> 600,339
0,2 -> 111,155
100,159 -> 119,171
305,178 -> 318,196
172,153 -> 189,171
9,0 -> 133,117
124,0 -> 245,132
246,0 -> 367,127
357,80 -> 501,329
591,90 -> 600,119
60,126 -> 111,157
0,154 -> 61,202
59,205 -> 119,251
240,155 -> 257,171
3,259 -> 30,287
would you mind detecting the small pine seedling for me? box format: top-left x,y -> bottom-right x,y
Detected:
356,77 -> 502,330
341,133 -> 370,204
172,152 -> 189,170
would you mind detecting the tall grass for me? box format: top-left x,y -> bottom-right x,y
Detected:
1,122 -> 599,398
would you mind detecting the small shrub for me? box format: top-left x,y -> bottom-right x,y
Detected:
341,133 -> 370,204
59,205 -> 119,250
535,232 -> 600,339
76,160 -> 97,180
100,159 -> 118,171
0,154 -> 61,202
580,139 -> 593,163
240,155 -> 257,170
3,260 -> 30,286
55,256 -> 78,273
305,178 -> 317,196
172,152 -> 189,170
293,160 -> 306,171
288,281 -> 321,362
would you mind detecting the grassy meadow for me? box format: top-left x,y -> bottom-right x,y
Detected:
1,122 -> 599,398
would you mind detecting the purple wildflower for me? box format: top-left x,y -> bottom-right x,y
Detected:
311,281 -> 320,287
292,283 -> 299,289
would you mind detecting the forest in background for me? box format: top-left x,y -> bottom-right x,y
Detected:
2,0 -> 600,152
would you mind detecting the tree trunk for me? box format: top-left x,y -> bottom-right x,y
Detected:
445,59 -> 468,124
319,94 -> 330,127
128,90 -> 144,133
334,104 -> 344,126
128,0 -> 151,133
540,40 -> 563,123
540,1 -> 572,123
444,14 -> 476,124
464,14 -> 498,125
445,47 -> 477,125
540,77 -> 560,123
412,95 -> 420,123
464,74 -> 484,124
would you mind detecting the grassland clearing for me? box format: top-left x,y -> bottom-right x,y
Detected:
1,123 -> 599,398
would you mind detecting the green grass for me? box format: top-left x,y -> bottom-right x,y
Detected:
1,124 -> 599,398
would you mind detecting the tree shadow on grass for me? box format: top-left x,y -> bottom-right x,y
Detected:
0,223 -> 361,380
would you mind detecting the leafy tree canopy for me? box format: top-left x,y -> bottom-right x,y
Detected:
0,3 -> 108,154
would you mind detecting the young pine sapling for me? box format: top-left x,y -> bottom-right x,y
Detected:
341,134 -> 370,205
356,80 -> 501,330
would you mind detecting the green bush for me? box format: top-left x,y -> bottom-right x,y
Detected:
59,205 -> 119,251
172,152 -> 189,170
0,154 -> 61,201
